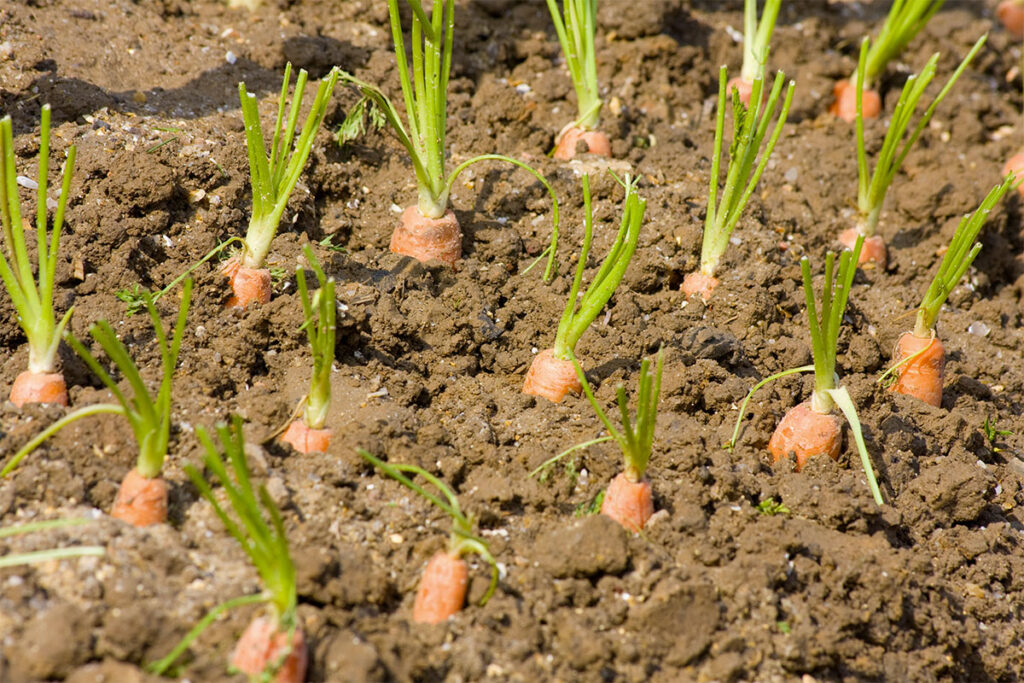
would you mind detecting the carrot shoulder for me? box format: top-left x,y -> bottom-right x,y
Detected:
231,616 -> 308,683
830,79 -> 881,123
522,349 -> 583,403
110,468 -> 168,527
890,332 -> 945,407
601,472 -> 654,532
413,551 -> 469,624
222,257 -> 272,308
391,207 -> 461,266
9,370 -> 68,408
281,420 -> 332,454
553,127 -> 611,161
768,401 -> 842,471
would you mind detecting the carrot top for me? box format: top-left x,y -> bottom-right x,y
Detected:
738,0 -> 781,84
854,34 -> 985,238
0,518 -> 103,569
858,0 -> 944,89
698,65 -> 793,280
552,172 -> 644,361
569,347 -> 663,482
0,106 -> 76,377
545,0 -> 601,130
357,449 -> 499,607
295,245 -> 336,431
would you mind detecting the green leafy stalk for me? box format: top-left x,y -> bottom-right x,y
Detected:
0,106 -> 76,375
854,34 -> 986,238
739,0 -> 781,83
296,245 -> 336,430
552,172 -> 644,360
859,0 -> 945,89
913,174 -> 1016,336
240,64 -> 339,269
336,2 -> 560,279
568,347 -> 663,481
188,416 -> 297,625
0,517 -> 104,569
698,67 -> 794,278
357,449 -> 499,606
546,0 -> 602,130
802,236 -> 863,413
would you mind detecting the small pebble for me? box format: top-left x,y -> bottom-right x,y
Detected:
226,51 -> 237,64
967,321 -> 990,337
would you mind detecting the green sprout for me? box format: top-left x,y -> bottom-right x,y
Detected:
983,418 -> 1012,453
551,172 -> 644,362
336,0 -> 561,279
755,498 -> 790,516
545,0 -> 601,130
729,236 -> 884,507
0,518 -> 103,569
0,106 -> 76,386
689,66 -> 793,291
569,347 -> 663,483
148,416 -> 298,676
736,0 -> 782,87
237,63 -> 339,272
855,0 -> 945,94
357,449 -> 498,607
295,245 -> 336,431
851,34 -> 986,244
2,280 -> 192,479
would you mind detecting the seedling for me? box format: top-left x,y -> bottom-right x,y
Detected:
983,418 -> 1012,453
0,106 -> 76,407
756,498 -> 790,516
728,0 -> 782,106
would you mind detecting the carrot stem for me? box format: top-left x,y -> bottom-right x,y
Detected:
295,245 -> 335,430
545,0 -> 602,130
860,0 -> 945,89
739,0 -> 781,83
826,386 -> 883,506
726,364 -> 815,451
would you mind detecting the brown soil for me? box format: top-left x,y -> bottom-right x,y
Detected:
2,1 -> 1024,681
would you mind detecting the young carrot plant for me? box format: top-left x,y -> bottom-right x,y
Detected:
729,236 -> 884,506
681,66 -> 794,302
3,280 -> 192,526
568,346 -> 663,532
0,106 -> 76,407
225,63 -> 339,307
149,416 -> 306,682
523,172 -> 644,403
842,34 -> 986,267
545,0 -> 610,159
357,449 -> 498,624
337,0 -> 560,277
280,245 -> 336,454
882,174 -> 1016,406
728,0 -> 782,106
830,0 -> 945,122
0,518 -> 103,569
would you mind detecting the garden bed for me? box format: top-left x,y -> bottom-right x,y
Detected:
2,0 -> 1024,680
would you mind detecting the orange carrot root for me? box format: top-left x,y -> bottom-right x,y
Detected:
768,401 -> 842,472
222,258 -> 272,308
726,76 -> 755,107
413,551 -> 469,624
601,472 -> 654,532
829,79 -> 881,123
110,468 -> 168,527
997,1 -> 1024,38
838,227 -> 887,268
231,616 -> 308,683
1003,153 -> 1024,197
281,419 -> 333,454
9,370 -> 68,408
890,331 -> 945,407
522,348 -> 583,403
553,127 -> 612,161
391,206 -> 462,266
681,271 -> 721,302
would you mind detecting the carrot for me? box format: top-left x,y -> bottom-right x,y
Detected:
525,173 -> 644,403
997,0 -> 1024,38
767,401 -> 842,471
729,235 -> 885,506
838,227 -> 887,268
522,349 -> 582,404
412,551 -> 470,624
357,450 -> 499,623
1002,153 -> 1024,196
9,370 -> 68,408
726,76 -> 756,107
568,347 -> 662,533
600,472 -> 654,533
889,332 -> 945,407
110,468 -> 169,527
829,79 -> 880,123
553,127 -> 611,161
880,175 -> 1016,408
281,420 -> 333,454
0,109 -> 76,408
391,206 -> 462,265
222,257 -> 271,308
680,271 -> 720,302
231,617 -> 308,683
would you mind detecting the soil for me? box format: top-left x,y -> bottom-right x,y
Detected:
2,0 -> 1024,681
